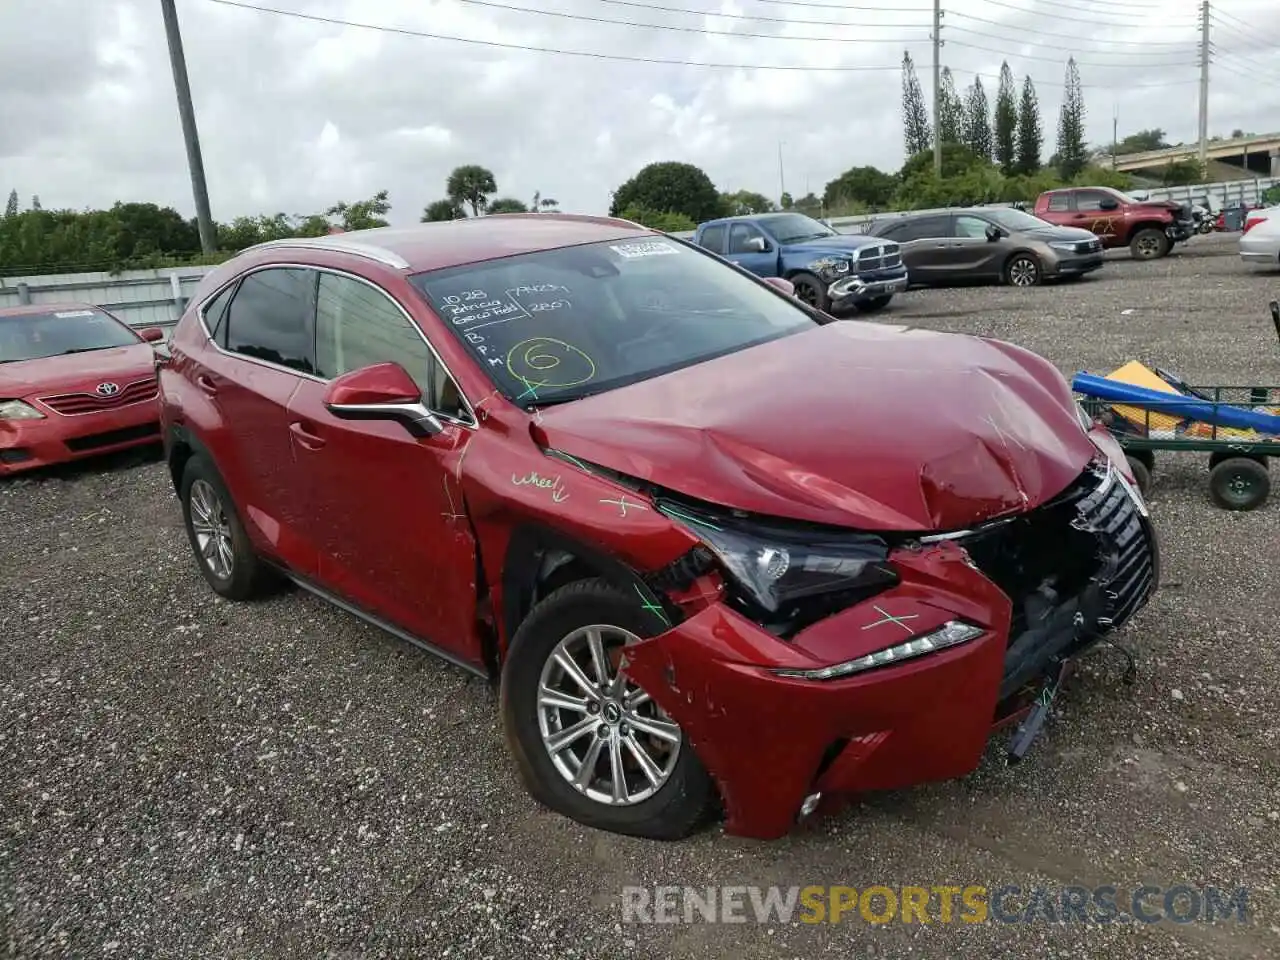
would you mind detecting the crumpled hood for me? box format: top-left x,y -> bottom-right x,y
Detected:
532,322 -> 1097,532
0,345 -> 156,398
783,234 -> 886,255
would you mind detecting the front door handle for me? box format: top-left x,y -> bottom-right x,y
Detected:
289,421 -> 326,451
194,374 -> 217,396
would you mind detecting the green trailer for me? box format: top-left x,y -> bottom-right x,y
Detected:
1076,300 -> 1280,511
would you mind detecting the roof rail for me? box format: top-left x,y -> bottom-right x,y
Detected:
247,236 -> 411,270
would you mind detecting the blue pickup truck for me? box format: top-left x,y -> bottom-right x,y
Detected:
691,212 -> 909,313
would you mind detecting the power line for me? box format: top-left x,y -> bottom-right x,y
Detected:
972,0 -> 1198,27
200,0 -> 1211,87
945,11 -> 1196,45
944,38 -> 1198,67
1210,3 -> 1280,45
200,0 -> 914,70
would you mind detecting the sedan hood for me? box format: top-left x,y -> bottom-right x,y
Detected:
0,344 -> 156,398
533,322 -> 1097,532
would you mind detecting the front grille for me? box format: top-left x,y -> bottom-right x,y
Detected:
40,378 -> 159,416
855,242 -> 903,272
64,421 -> 160,452
956,464 -> 1155,693
1078,239 -> 1102,254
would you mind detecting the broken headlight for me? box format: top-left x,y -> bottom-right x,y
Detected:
809,256 -> 851,281
656,499 -> 898,634
1074,400 -> 1095,432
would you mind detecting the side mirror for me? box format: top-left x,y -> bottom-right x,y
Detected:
138,327 -> 165,343
745,236 -> 768,253
1099,198 -> 1120,211
763,276 -> 795,297
985,225 -> 1001,242
322,362 -> 443,438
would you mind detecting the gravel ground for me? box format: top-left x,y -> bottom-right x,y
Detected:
2,233 -> 1278,959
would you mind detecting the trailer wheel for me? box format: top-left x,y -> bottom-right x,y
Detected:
1208,457 -> 1270,511
1128,449 -> 1155,474
1126,457 -> 1152,496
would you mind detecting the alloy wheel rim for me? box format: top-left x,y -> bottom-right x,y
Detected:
189,479 -> 234,580
1137,236 -> 1160,257
536,624 -> 682,806
796,282 -> 819,306
1010,259 -> 1037,286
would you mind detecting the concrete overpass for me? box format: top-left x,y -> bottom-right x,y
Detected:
1113,133 -> 1280,176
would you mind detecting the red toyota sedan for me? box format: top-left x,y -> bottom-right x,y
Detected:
157,216 -> 1158,841
0,303 -> 166,475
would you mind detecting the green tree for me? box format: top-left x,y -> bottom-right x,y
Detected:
779,191 -> 794,210
1160,160 -> 1202,185
793,193 -> 823,217
900,141 -> 983,182
446,165 -> 498,217
1055,57 -> 1088,181
487,197 -> 529,214
608,161 -> 723,223
530,190 -> 559,213
30,195 -> 41,212
901,51 -> 932,157
721,190 -> 775,215
1015,75 -> 1044,175
1114,129 -> 1169,155
326,190 -> 391,231
421,199 -> 465,222
615,205 -> 696,232
964,76 -> 993,161
938,68 -> 965,145
824,165 -> 897,210
994,62 -> 1018,175
3,190 -> 17,219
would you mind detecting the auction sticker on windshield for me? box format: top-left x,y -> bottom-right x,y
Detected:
609,240 -> 680,259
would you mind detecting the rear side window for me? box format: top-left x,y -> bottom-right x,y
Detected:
223,268 -> 316,374
898,216 -> 949,241
698,224 -> 726,253
202,282 -> 237,344
314,272 -> 470,422
1047,193 -> 1071,212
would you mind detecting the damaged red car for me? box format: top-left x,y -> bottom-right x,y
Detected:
157,215 -> 1159,841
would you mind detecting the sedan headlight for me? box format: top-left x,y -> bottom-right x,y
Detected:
0,400 -> 44,420
771,620 -> 985,681
1049,241 -> 1080,252
656,500 -> 898,630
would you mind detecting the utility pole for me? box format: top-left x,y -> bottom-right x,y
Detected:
1112,105 -> 1119,170
160,0 -> 216,253
1198,0 -> 1210,176
932,0 -> 943,177
778,141 -> 786,202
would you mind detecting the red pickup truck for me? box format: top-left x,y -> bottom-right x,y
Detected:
1033,187 -> 1195,260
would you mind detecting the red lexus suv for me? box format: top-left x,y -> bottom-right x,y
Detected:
157,215 -> 1158,841
0,303 -> 166,475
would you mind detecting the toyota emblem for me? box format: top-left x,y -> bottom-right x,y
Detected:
95,382 -> 121,397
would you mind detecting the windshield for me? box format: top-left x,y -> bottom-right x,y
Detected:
409,237 -> 815,406
761,213 -> 838,244
0,308 -> 140,363
984,208 -> 1055,232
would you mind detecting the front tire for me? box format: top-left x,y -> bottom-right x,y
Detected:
500,578 -> 716,840
789,272 -> 832,313
1005,254 -> 1042,287
179,455 -> 276,600
1130,228 -> 1170,260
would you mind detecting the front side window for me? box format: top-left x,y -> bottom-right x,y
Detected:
223,268 -> 316,374
0,308 -> 140,364
953,215 -> 992,239
314,272 -> 469,421
409,237 -> 815,406
727,223 -> 764,254
1074,191 -> 1109,212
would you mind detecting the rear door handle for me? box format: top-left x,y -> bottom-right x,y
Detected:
194,374 -> 217,395
289,421 -> 326,451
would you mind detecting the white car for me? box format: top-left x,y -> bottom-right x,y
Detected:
1239,206 -> 1280,266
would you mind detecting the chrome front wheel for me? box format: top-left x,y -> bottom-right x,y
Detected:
537,624 -> 682,806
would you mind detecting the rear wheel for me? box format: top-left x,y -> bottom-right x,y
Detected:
1208,457 -> 1270,510
500,578 -> 716,840
1130,228 -> 1170,260
179,455 -> 277,600
789,272 -> 831,313
1005,254 -> 1042,287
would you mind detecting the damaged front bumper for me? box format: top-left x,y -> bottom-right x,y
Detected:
624,461 -> 1158,840
828,272 -> 909,307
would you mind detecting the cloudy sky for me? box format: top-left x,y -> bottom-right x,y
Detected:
2,0 -> 1279,225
